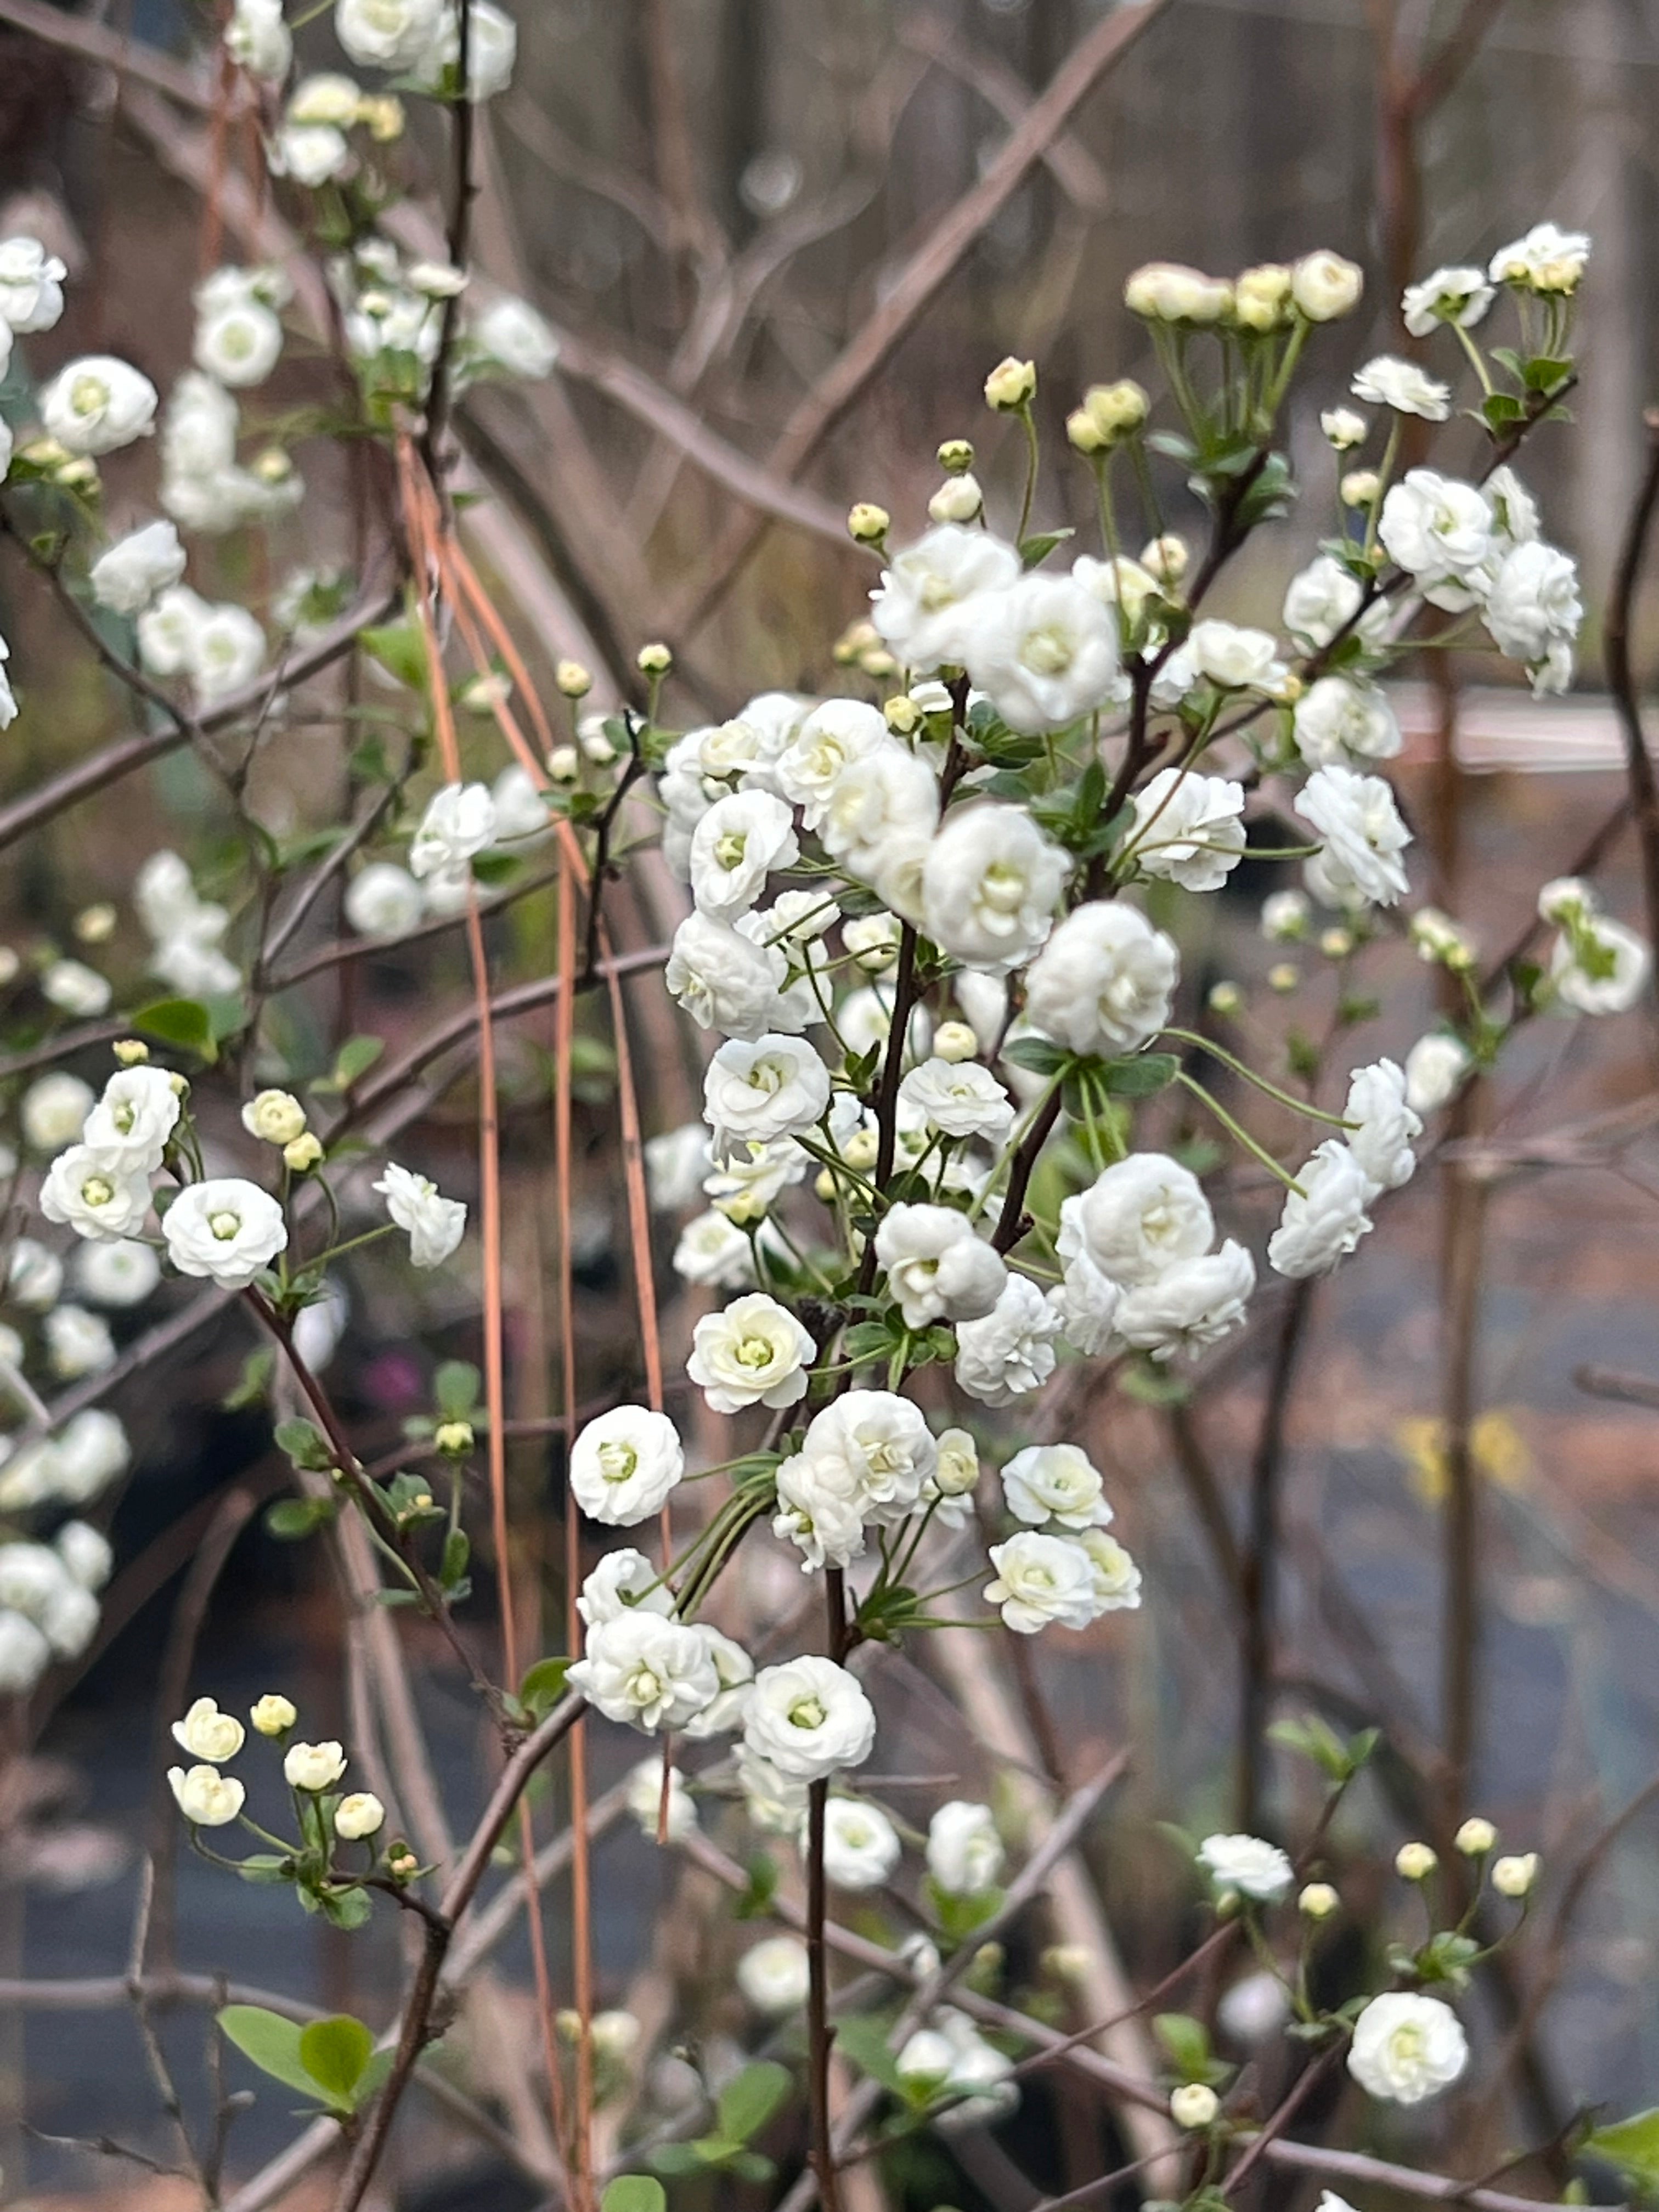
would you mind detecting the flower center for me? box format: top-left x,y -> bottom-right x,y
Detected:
979,861 -> 1026,916
735,1330 -> 778,1370
70,373 -> 110,417
714,830 -> 748,872
1019,624 -> 1074,677
83,1175 -> 114,1206
597,1441 -> 638,1485
788,1695 -> 826,1730
208,1210 -> 242,1241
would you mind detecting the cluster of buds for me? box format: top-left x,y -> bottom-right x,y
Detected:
1124,248 -> 1362,328
1065,377 -> 1149,455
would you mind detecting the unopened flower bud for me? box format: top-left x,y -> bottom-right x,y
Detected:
1341,469 -> 1381,509
1492,1852 -> 1538,1899
1298,1881 -> 1339,1920
250,1692 -> 297,1736
335,1791 -> 385,1840
937,437 -> 975,474
389,1850 -> 419,1878
932,1020 -> 979,1064
847,501 -> 890,544
1319,927 -> 1354,960
1396,1841 -> 1438,1881
1141,533 -> 1188,585
591,2008 -> 641,2061
1322,407 -> 1368,450
113,1038 -> 150,1066
56,454 -> 99,489
859,645 -> 898,680
1042,1942 -> 1092,1985
359,94 -> 405,141
284,1132 -> 324,1172
435,1420 -> 475,1457
1171,2083 -> 1219,2129
1125,262 -> 1232,324
884,695 -> 922,735
242,1089 -> 307,1146
555,659 -> 592,698
928,473 -> 983,524
636,641 -> 672,678
1455,1817 -> 1497,1857
842,1127 -> 879,1171
1207,981 -> 1243,1016
1267,962 -> 1300,994
1233,262 -> 1293,330
167,1071 -> 191,1097
548,744 -> 580,782
1291,249 -> 1364,321
984,356 -> 1036,411
1066,408 -> 1108,455
814,1168 -> 838,1203
75,904 -> 117,944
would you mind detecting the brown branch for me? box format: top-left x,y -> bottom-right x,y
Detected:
1604,408 -> 1659,957
0,0 -> 206,101
1237,1280 -> 1314,1830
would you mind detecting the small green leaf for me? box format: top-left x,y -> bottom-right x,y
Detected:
318,1884 -> 373,1931
313,1033 -> 384,1095
218,2006 -> 319,2100
1480,391 -> 1527,432
359,618 -> 428,690
299,2016 -> 375,2108
265,1497 -> 336,1541
274,1418 -> 333,1471
1018,528 -> 1075,569
235,1853 -> 295,1885
434,1360 -> 481,1418
1588,2109 -> 1659,2190
519,1656 -> 571,1719
831,2014 -> 906,2095
648,2142 -> 712,2176
224,1347 -> 275,1411
1003,1037 -> 1071,1077
131,996 -> 217,1063
601,2182 -> 667,2212
1099,1051 -> 1180,1097
439,1527 -> 470,1591
716,2061 -> 791,2145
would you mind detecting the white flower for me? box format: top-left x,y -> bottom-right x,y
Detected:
772,1391 -> 936,1571
40,1147 -> 154,1241
195,299 -> 284,387
1351,355 -> 1451,422
1126,769 -> 1246,892
899,1057 -> 1014,1144
1261,889 -> 1311,941
41,960 -> 110,1017
335,1792 -> 385,1839
689,791 -> 798,921
1023,901 -> 1178,1057
190,604 -> 266,703
624,1754 -> 697,1842
568,1612 -> 719,1733
9,1237 -> 65,1312
0,636 -> 13,728
672,1209 -> 756,1289
742,1655 -> 876,1780
0,236 -> 66,332
775,699 -> 889,828
334,0 -> 444,67
225,0 -> 292,78
1001,1442 -> 1111,1531
163,1178 -> 288,1288
1076,1527 -> 1142,1610
875,1203 -> 1006,1328
569,1407 -> 684,1527
54,1215 -> 158,1302
819,1798 -> 901,1890
1404,1031 -> 1471,1113
1290,249 -> 1363,320
44,1304 -> 115,1378
168,1765 -> 246,1826
1197,1832 -> 1293,1900
870,524 -> 1021,672
90,522 -> 187,616
85,1066 -> 183,1169
961,573 -> 1121,735
1347,1992 -> 1468,2104
471,293 -> 559,379
818,743 -> 939,884
665,911 -> 792,1041
1295,764 -> 1412,907
1488,222 -> 1589,294
1125,262 -> 1233,323
1282,554 -> 1379,651
1321,407 -> 1368,450
704,1135 -> 808,1223
1070,1154 -> 1212,1286
984,1531 -> 1102,1633
1268,1142 -> 1374,1278
1294,676 -> 1402,769
275,123 -> 351,186
0,1613 -> 49,1694
284,1739 -> 348,1790
919,803 -> 1068,974
1113,1243 -> 1255,1359
347,858 -> 425,938
736,1935 -> 811,2015
1549,915 -> 1650,1015
56,1521 -> 114,1591
1482,543 -> 1582,664
1187,620 -> 1286,691
39,356 -> 160,455
1402,264 -> 1494,335
688,1293 -> 814,1413
954,1273 -> 1061,1407
374,1163 -> 466,1268
1378,469 -> 1494,604
0,1409 -> 127,1513
410,782 -> 496,880
172,1696 -> 246,1763
645,1123 -> 710,1214
1049,1231 -> 1121,1356
681,1624 -> 754,1738
927,1801 -> 1005,1895
703,1035 -> 829,1162
737,1742 -> 810,1835
415,0 -> 516,97
1344,1060 -> 1421,1191
577,1548 -> 674,1628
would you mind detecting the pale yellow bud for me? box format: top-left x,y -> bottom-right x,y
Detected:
548,744 -> 580,782
1141,533 -> 1188,585
1207,981 -> 1242,1015
555,659 -> 592,698
1341,469 -> 1381,509
932,1020 -> 979,1064
814,1168 -> 838,1203
1170,2083 -> 1219,2129
112,1038 -> 150,1066
1267,962 -> 1300,994
1233,263 -> 1293,330
937,438 -> 975,474
242,1089 -> 307,1146
250,1693 -> 297,1737
928,473 -> 983,524
847,501 -> 890,544
1492,1852 -> 1538,1899
1298,1881 -> 1339,1920
1041,1943 -> 1092,1985
1066,408 -> 1108,455
1455,1817 -> 1497,1857
636,641 -> 672,678
284,1132 -> 324,1172
1319,927 -> 1354,960
358,94 -> 405,141
1396,1841 -> 1438,1882
435,1420 -> 475,1457
984,356 -> 1037,411
858,645 -> 899,680
884,695 -> 922,735
74,904 -> 117,944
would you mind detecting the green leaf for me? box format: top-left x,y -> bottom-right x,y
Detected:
1003,1037 -> 1071,1077
224,1347 -> 276,1411
299,2016 -> 376,2108
733,1852 -> 778,1921
832,2014 -> 906,2095
312,1033 -> 384,1096
440,1528 -> 470,1592
1018,528 -> 1075,569
1480,391 -> 1526,432
318,1884 -> 373,1931
1521,353 -> 1573,393
648,2142 -> 712,2177
274,1418 -> 333,1471
1588,2110 -> 1659,2190
601,2182 -> 667,2212
434,1360 -> 481,1418
131,996 -> 217,1064
1099,1052 -> 1179,1097
519,1656 -> 571,1719
265,1497 -> 337,1541
359,618 -> 428,690
235,1853 -> 295,1885
716,2061 -> 791,2145
1153,2013 -> 1226,2086
218,2006 -> 320,2101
